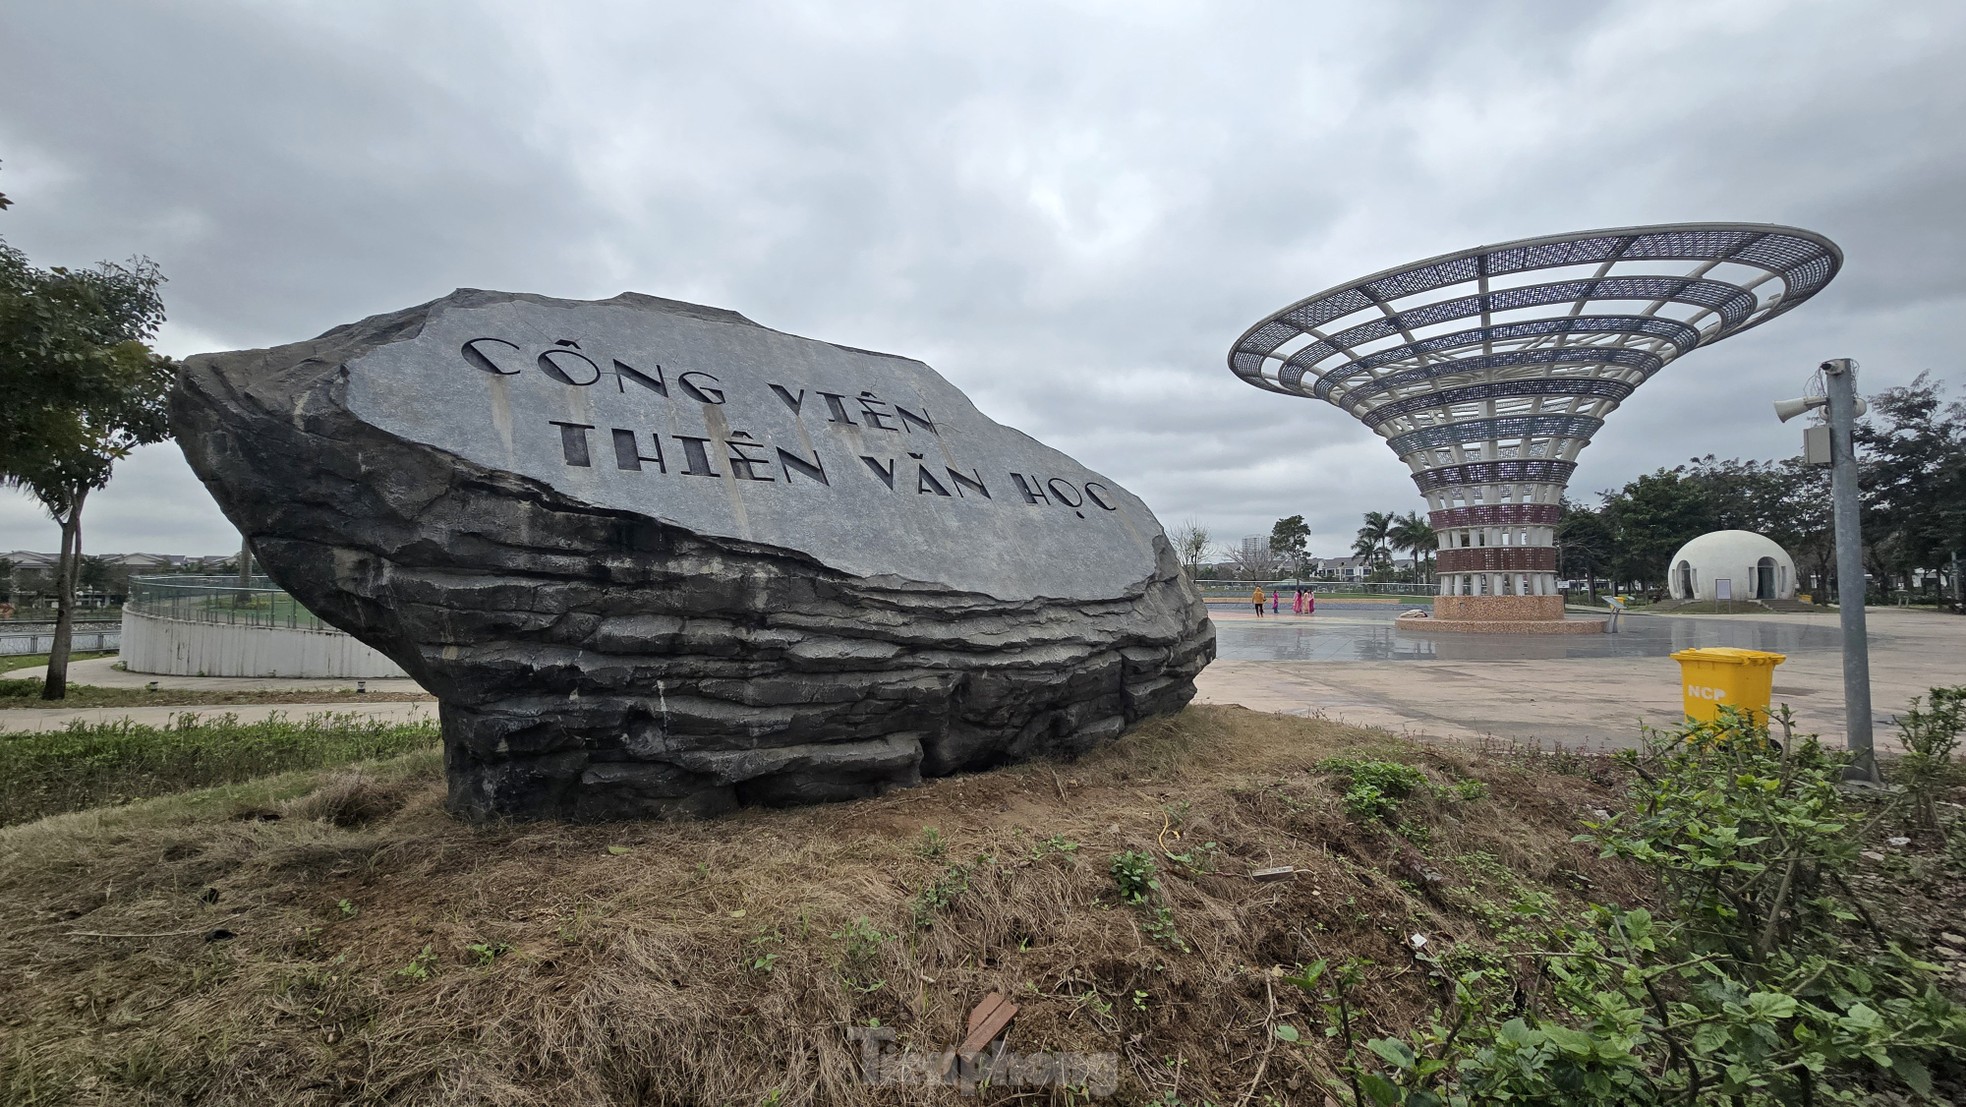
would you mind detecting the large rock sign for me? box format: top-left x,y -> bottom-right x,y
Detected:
173,290 -> 1214,820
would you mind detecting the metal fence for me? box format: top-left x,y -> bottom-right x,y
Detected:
0,626 -> 120,657
126,574 -> 331,630
1195,579 -> 1438,599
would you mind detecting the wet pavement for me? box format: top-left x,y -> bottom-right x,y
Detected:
1197,605 -> 1966,751
1215,602 -> 1846,663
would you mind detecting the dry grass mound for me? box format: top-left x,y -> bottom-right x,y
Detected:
0,705 -> 1640,1105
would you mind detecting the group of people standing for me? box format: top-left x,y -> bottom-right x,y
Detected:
1249,587 -> 1315,616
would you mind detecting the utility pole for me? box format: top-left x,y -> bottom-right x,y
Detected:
234,533 -> 254,607
1823,359 -> 1877,780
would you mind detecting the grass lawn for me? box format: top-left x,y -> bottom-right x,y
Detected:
176,591 -> 328,629
0,651 -> 114,676
1,707 -> 1630,1104
1,705 -> 1959,1104
0,710 -> 439,826
0,679 -> 433,710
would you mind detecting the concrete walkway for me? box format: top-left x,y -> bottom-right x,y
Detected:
1195,607 -> 1966,751
2,656 -> 435,734
8,656 -> 427,693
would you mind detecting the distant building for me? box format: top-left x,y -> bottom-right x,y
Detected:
3,551 -> 197,607
2,551 -> 58,603
1315,556 -> 1368,582
1666,530 -> 1797,602
1312,555 -> 1415,583
109,553 -> 180,570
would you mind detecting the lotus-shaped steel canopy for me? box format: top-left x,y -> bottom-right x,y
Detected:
1229,223 -> 1841,628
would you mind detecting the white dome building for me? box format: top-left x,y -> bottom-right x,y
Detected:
1666,530 -> 1797,603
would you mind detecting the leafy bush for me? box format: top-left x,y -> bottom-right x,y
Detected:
1897,686 -> 1965,833
915,825 -> 946,859
467,940 -> 511,967
394,945 -> 437,984
1111,849 -> 1187,951
909,860 -> 973,929
1287,707 -> 1966,1105
1318,757 -> 1484,822
1109,849 -> 1159,902
831,916 -> 890,993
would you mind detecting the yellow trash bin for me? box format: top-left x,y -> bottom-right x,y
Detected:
1670,647 -> 1786,726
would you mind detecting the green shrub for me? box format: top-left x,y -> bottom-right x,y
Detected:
832,916 -> 889,993
909,860 -> 973,929
1109,849 -> 1159,903
1110,850 -> 1188,952
1285,707 -> 1966,1105
1317,757 -> 1483,822
1896,686 -> 1966,833
915,826 -> 946,859
394,945 -> 437,984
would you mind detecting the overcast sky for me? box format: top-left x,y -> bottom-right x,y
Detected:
2,0 -> 1962,561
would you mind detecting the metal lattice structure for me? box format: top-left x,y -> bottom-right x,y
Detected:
1229,223 -> 1841,612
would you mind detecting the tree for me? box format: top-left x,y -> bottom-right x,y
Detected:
1687,455 -> 1832,595
1681,454 -> 1822,551
1589,456 -> 1833,595
1,186 -> 174,698
1776,459 -> 1836,596
1598,469 -> 1715,589
1268,514 -> 1311,580
1390,510 -> 1436,584
1557,500 -> 1614,596
79,555 -> 112,594
1220,541 -> 1280,581
1353,510 -> 1395,570
1170,518 -> 1211,580
1856,373 -> 1966,596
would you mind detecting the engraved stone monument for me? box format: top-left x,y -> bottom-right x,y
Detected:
173,291 -> 1214,820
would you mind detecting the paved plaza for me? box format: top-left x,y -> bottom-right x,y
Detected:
1196,602 -> 1966,751
7,608 -> 1962,752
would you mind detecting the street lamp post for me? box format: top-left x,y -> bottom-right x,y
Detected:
1822,359 -> 1877,779
1776,359 -> 1876,779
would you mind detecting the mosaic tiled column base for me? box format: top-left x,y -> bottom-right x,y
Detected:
1397,595 -> 1605,635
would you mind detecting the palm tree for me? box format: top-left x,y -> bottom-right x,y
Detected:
1391,510 -> 1438,584
1354,510 -> 1395,571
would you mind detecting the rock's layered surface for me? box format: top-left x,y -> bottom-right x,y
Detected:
173,290 -> 1214,820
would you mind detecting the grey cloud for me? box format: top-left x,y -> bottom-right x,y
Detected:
1,0 -> 1961,561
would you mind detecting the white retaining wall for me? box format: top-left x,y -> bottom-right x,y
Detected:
0,626 -> 120,656
120,607 -> 407,679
